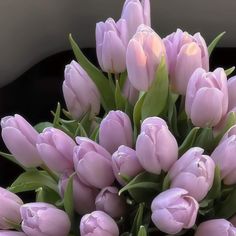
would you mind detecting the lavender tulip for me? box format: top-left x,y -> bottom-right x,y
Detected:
20,203 -> 70,236
36,127 -> 76,173
121,0 -> 150,39
63,60 -> 100,119
95,186 -> 126,218
185,68 -> 228,127
0,232 -> 26,236
136,117 -> 178,174
122,78 -> 139,105
1,114 -> 42,167
73,137 -> 115,189
112,145 -> 143,185
168,147 -> 215,201
211,135 -> 236,185
164,29 -> 209,95
96,18 -> 128,73
80,211 -> 119,236
195,219 -> 236,236
0,188 -> 23,230
221,124 -> 236,142
126,24 -> 166,91
151,188 -> 199,234
59,171 -> 98,215
99,110 -> 133,154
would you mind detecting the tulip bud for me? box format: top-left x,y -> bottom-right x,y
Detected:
63,60 -> 100,119
59,171 -> 98,215
96,18 -> 128,73
1,114 -> 42,167
185,68 -> 228,127
163,29 -> 209,95
99,110 -> 133,154
136,117 -> 178,174
80,211 -> 119,236
37,127 -> 76,173
20,203 -> 70,236
122,78 -> 139,105
112,145 -> 143,185
221,124 -> 236,142
168,147 -> 215,201
95,186 -> 126,219
151,188 -> 199,234
195,219 -> 236,236
126,24 -> 166,91
0,232 -> 26,236
121,0 -> 150,39
0,188 -> 23,230
73,137 -> 115,189
211,135 -> 236,185
228,76 -> 236,111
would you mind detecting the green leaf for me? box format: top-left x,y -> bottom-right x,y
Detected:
131,203 -> 145,236
115,80 -> 127,111
89,124 -> 99,141
74,123 -> 88,137
69,34 -> 115,111
53,102 -> 61,127
162,174 -> 171,191
8,170 -> 58,194
194,128 -> 214,152
64,173 -> 74,220
225,66 -> 235,76
0,151 -> 26,170
138,226 -> 147,236
178,127 -> 200,156
34,122 -> 53,133
36,187 -> 60,204
208,32 -> 226,56
141,58 -> 169,119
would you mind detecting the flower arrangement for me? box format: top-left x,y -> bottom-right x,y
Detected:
1,0 -> 236,235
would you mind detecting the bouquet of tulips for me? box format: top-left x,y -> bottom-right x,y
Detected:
1,0 -> 236,235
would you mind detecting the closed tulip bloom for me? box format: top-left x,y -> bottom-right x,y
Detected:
95,186 -> 126,218
99,110 -> 133,154
126,24 -> 166,91
20,203 -> 70,236
221,124 -> 236,142
80,211 -> 119,236
96,18 -> 128,73
195,219 -> 236,236
151,188 -> 199,234
1,114 -> 42,167
63,60 -> 100,119
37,127 -> 76,173
0,232 -> 26,236
185,68 -> 228,127
121,0 -> 150,39
211,135 -> 236,185
112,145 -> 143,185
168,147 -> 215,201
136,117 -> 178,174
164,29 -> 209,95
0,188 -> 23,230
73,137 -> 115,189
122,78 -> 139,105
59,171 -> 98,215
228,76 -> 236,111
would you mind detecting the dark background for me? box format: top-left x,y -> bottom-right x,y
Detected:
0,48 -> 235,188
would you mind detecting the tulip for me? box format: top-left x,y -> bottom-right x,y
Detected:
168,147 -> 215,201
195,219 -> 236,236
80,211 -> 119,236
112,145 -> 143,185
99,110 -> 133,154
36,127 -> 76,173
63,60 -> 100,119
95,186 -> 126,218
0,232 -> 26,236
228,76 -> 236,111
73,137 -> 115,189
151,188 -> 199,234
163,29 -> 209,95
126,24 -> 166,91
59,171 -> 98,215
1,114 -> 42,167
20,203 -> 70,236
96,18 -> 128,73
185,67 -> 228,127
221,123 -> 236,143
122,78 -> 139,105
136,117 -> 178,174
211,135 -> 236,185
0,188 -> 23,230
121,0 -> 150,39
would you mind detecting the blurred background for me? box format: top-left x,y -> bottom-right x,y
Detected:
0,0 -> 236,187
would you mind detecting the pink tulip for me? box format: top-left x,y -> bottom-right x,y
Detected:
228,76 -> 236,111
0,232 -> 26,236
164,29 -> 209,95
185,67 -> 228,127
151,188 -> 199,234
122,78 -> 139,105
126,24 -> 166,91
1,114 -> 42,167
